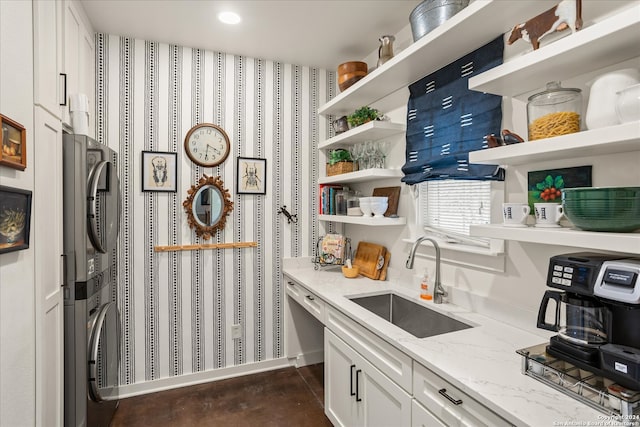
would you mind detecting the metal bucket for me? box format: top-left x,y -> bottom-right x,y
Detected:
409,0 -> 470,42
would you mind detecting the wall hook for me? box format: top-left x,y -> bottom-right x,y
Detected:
278,206 -> 298,224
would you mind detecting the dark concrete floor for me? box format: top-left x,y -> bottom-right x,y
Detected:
110,363 -> 331,427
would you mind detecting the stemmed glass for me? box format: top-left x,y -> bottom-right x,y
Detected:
348,144 -> 362,171
363,141 -> 377,170
375,141 -> 389,169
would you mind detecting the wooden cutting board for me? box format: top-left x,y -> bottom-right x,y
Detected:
353,242 -> 386,280
378,251 -> 391,281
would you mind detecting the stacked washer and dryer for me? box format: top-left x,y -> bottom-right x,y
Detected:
62,134 -> 121,427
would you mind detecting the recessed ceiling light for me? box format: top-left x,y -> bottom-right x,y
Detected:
218,11 -> 241,25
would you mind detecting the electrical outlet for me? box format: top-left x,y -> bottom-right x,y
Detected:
231,324 -> 242,339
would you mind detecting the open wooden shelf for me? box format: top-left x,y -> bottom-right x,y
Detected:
469,122 -> 640,166
469,5 -> 640,98
319,121 -> 405,150
318,168 -> 403,185
470,224 -> 639,255
317,1 -> 555,117
319,214 -> 406,226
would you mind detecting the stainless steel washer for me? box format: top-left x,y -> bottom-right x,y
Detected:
63,134 -> 121,427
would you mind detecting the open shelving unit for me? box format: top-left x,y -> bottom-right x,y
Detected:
470,224 -> 639,255
319,121 -> 405,150
318,215 -> 406,226
469,122 -> 640,166
468,5 -> 640,98
318,168 -> 403,185
317,1 -> 554,117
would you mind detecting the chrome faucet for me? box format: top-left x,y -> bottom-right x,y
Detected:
406,236 -> 447,304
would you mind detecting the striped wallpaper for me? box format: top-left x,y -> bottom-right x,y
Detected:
96,34 -> 334,387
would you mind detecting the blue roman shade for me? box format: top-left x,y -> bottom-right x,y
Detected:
401,36 -> 505,185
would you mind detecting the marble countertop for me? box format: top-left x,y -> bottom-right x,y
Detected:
283,258 -> 614,427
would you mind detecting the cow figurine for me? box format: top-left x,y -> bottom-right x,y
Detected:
508,0 -> 582,50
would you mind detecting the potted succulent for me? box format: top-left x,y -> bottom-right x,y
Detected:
347,106 -> 381,128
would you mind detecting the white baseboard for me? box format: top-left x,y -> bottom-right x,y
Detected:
103,357 -> 291,400
289,349 -> 324,368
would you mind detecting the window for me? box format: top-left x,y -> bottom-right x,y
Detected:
419,180 -> 491,237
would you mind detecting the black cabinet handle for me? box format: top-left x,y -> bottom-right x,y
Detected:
350,364 -> 356,396
355,369 -> 362,402
438,388 -> 462,405
59,73 -> 67,106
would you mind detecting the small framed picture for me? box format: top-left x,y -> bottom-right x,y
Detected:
0,185 -> 32,254
141,151 -> 177,192
0,114 -> 27,171
237,157 -> 267,195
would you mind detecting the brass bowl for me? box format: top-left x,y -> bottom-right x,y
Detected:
342,265 -> 360,278
337,61 -> 368,92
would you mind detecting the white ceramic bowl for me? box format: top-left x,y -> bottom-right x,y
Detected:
359,197 -> 373,217
369,196 -> 388,204
616,83 -> 640,123
371,201 -> 388,218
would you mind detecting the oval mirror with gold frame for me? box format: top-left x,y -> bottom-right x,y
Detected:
183,174 -> 233,240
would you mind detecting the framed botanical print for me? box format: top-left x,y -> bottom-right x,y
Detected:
0,185 -> 32,254
237,157 -> 266,195
141,151 -> 177,192
0,114 -> 27,171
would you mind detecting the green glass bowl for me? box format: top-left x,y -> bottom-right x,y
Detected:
562,187 -> 640,232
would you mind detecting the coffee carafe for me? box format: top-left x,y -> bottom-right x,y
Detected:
537,290 -> 609,348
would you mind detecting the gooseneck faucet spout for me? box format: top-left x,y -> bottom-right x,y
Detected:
406,236 -> 448,304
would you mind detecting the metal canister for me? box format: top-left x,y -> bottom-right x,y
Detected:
409,0 -> 470,42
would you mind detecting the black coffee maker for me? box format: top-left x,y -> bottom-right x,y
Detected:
538,252 -> 640,390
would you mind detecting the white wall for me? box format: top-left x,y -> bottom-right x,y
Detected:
96,34 -> 333,392
0,1 -> 36,425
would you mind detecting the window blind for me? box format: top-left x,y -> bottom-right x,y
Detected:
419,180 -> 491,237
402,36 -> 504,185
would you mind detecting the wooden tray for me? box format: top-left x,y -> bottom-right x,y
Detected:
353,242 -> 386,280
372,186 -> 400,217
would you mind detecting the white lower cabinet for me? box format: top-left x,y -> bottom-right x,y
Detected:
412,400 -> 447,427
413,361 -> 512,427
325,329 -> 412,427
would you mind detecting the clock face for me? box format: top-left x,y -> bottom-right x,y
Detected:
184,123 -> 231,167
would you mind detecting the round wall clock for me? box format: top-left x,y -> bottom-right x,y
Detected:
184,123 -> 231,167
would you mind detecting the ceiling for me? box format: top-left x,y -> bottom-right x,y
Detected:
79,0 -> 419,70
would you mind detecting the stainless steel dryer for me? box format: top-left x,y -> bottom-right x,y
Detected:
63,134 -> 121,427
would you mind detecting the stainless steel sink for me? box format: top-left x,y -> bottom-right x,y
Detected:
349,293 -> 472,338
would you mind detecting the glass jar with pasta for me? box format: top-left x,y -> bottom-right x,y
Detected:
527,81 -> 582,141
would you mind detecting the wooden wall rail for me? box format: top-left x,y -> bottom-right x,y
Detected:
154,242 -> 258,252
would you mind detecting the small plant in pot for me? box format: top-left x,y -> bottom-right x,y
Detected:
347,106 -> 381,128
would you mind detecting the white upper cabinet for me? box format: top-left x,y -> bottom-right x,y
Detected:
33,0 -> 63,119
61,0 -> 95,136
33,0 -> 95,136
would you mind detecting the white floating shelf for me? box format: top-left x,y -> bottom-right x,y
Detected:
318,1 -> 556,117
318,168 -> 403,184
319,121 -> 406,150
470,224 -> 640,255
319,215 -> 406,226
469,122 -> 640,165
469,5 -> 640,98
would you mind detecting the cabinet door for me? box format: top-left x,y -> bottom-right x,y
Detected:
358,352 -> 412,427
33,0 -> 63,119
325,329 -> 412,427
62,0 -> 80,126
412,400 -> 447,427
62,0 -> 94,134
325,330 -> 359,427
34,107 -> 64,427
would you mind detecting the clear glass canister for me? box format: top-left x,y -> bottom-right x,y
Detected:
527,81 -> 582,141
